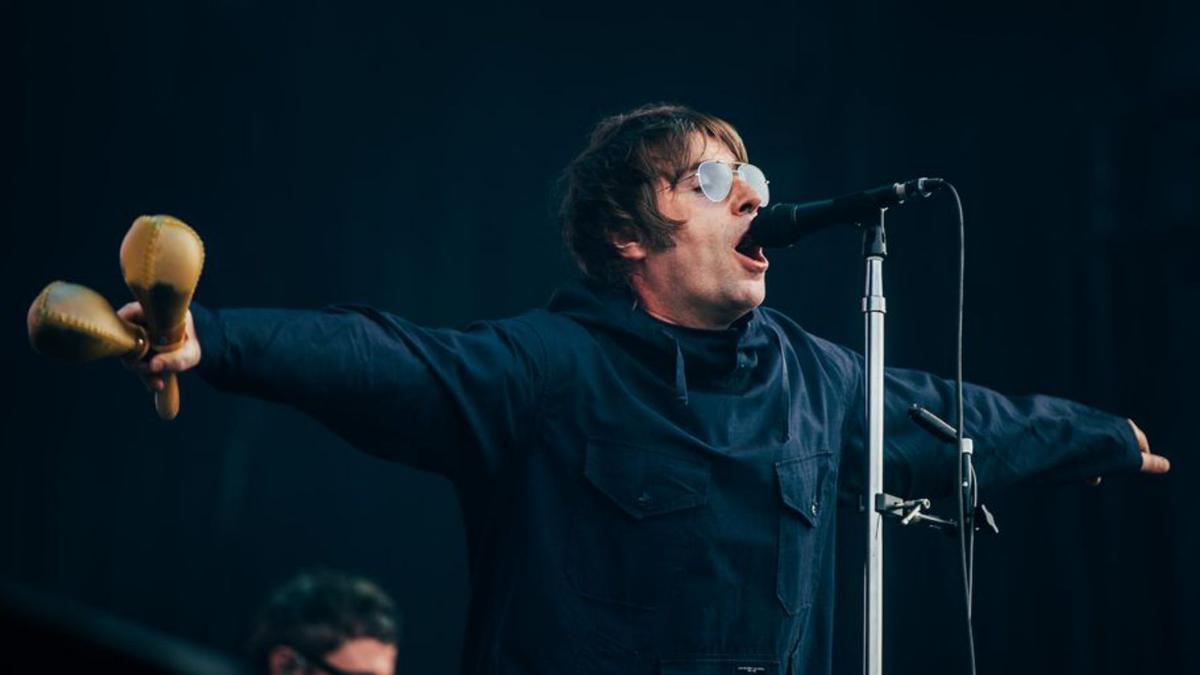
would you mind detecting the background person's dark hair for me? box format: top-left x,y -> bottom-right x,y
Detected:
559,103 -> 748,286
248,570 -> 400,673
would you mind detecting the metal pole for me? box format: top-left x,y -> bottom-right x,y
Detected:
862,212 -> 887,675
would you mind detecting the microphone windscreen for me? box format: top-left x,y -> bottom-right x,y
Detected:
749,204 -> 800,248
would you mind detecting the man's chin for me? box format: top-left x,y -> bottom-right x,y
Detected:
721,282 -> 766,322
739,279 -> 767,309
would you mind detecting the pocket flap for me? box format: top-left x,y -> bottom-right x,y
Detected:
584,439 -> 710,519
776,453 -> 832,527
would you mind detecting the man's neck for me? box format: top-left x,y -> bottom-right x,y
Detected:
641,306 -> 731,331
630,279 -> 739,330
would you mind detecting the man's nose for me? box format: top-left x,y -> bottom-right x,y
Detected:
729,176 -> 761,215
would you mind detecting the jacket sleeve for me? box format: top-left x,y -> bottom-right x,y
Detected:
190,303 -> 546,479
826,341 -> 1143,499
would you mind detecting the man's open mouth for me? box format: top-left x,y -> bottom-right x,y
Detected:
735,231 -> 768,267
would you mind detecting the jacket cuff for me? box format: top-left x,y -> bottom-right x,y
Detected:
1080,409 -> 1144,479
1112,416 -> 1144,474
190,303 -> 228,384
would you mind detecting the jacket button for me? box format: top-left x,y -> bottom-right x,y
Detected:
810,503 -> 818,516
636,493 -> 654,508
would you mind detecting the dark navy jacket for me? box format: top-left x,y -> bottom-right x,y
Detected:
192,279 -> 1140,675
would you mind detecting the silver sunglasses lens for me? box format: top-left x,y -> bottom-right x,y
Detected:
738,163 -> 770,206
697,161 -> 733,202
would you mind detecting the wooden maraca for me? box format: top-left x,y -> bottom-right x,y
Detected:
27,281 -> 149,364
119,215 -> 205,420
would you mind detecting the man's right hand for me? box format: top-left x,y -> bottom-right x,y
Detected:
117,302 -> 201,392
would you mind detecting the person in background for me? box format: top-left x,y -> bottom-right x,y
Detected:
249,570 -> 400,675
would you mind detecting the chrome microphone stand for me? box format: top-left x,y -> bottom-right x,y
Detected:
859,208 -> 994,675
861,210 -> 887,675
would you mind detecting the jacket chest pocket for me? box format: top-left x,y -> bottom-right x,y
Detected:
566,438 -> 711,610
776,451 -> 835,615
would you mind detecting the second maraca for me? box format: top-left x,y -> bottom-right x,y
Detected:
119,215 -> 205,420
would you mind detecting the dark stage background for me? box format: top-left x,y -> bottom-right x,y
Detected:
4,1 -> 1197,673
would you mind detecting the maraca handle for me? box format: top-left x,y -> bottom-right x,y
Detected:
155,371 -> 180,420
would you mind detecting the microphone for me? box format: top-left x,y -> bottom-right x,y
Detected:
907,404 -> 959,444
750,177 -> 945,247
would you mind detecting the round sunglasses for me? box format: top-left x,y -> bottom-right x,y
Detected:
678,160 -> 770,206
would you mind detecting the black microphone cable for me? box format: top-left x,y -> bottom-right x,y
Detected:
945,181 -> 977,675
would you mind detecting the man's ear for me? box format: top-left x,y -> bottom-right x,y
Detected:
611,233 -> 647,261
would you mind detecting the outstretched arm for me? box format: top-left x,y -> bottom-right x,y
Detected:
826,342 -> 1168,499
876,366 -> 1169,499
118,302 -> 546,479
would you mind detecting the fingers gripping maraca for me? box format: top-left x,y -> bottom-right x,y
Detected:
115,301 -> 201,394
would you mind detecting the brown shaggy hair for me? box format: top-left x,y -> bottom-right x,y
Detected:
559,103 -> 748,286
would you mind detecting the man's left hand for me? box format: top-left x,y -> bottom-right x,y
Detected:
1131,419 -> 1170,474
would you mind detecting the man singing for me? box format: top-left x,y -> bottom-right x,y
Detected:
121,104 -> 1168,674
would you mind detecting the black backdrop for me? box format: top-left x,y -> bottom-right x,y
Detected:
4,1 -> 1197,673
